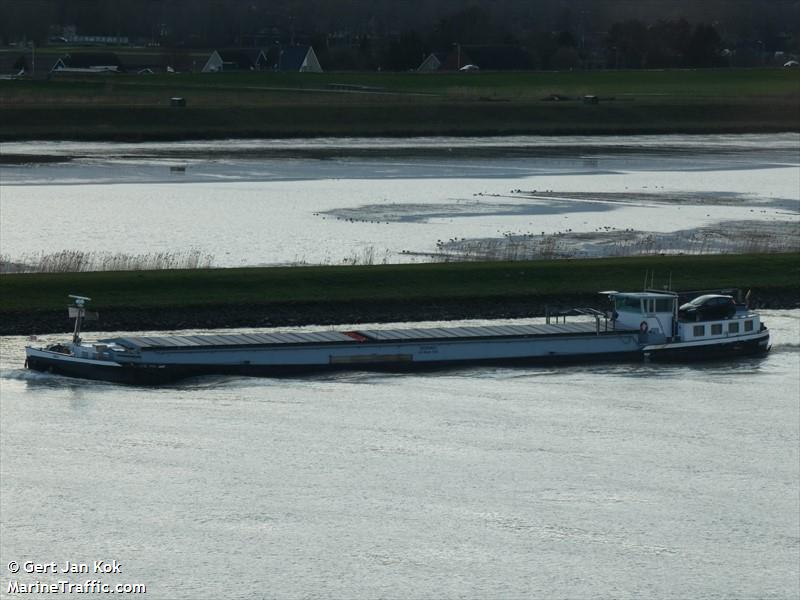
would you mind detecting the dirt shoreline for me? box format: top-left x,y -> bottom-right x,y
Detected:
3,290 -> 798,337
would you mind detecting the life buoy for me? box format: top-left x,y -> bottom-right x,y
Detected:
639,321 -> 649,334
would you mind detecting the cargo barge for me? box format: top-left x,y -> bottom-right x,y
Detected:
25,291 -> 770,385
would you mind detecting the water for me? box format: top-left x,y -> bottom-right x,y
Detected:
1,134 -> 798,266
1,311 -> 798,599
1,134 -> 799,597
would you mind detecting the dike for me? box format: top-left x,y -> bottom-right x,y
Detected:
2,290 -> 798,337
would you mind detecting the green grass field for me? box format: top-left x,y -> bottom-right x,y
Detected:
4,62 -> 799,98
2,254 -> 797,314
1,67 -> 798,139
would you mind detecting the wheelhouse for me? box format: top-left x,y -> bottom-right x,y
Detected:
607,291 -> 763,344
609,292 -> 678,341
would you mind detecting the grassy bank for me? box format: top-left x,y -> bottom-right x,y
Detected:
2,101 -> 797,141
1,68 -> 798,140
1,254 -> 797,334
3,254 -> 797,335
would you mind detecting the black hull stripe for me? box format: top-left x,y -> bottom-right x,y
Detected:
26,338 -> 768,386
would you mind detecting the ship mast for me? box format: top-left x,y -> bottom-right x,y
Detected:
69,295 -> 91,345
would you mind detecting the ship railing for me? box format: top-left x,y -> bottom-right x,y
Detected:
574,308 -> 612,334
546,306 -> 611,334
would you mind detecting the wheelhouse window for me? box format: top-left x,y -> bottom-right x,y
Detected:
655,299 -> 673,312
616,297 -> 642,313
744,320 -> 754,332
711,324 -> 722,335
643,298 -> 674,314
693,325 -> 705,337
729,322 -> 740,334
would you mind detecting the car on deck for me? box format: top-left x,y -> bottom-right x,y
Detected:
679,294 -> 737,321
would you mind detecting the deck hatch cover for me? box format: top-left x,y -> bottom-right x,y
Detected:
108,322 -> 610,351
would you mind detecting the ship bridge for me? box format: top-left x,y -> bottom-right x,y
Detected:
607,291 -> 678,339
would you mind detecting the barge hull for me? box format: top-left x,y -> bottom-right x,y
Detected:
24,301 -> 771,385
27,349 -> 646,385
25,353 -> 144,385
644,331 -> 770,362
26,331 -> 771,385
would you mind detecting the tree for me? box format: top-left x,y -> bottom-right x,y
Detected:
556,30 -> 577,48
552,46 -> 580,70
686,23 -> 722,67
429,5 -> 509,48
605,20 -> 647,68
646,18 -> 692,67
382,31 -> 425,71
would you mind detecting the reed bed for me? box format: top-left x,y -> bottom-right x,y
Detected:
2,223 -> 796,273
0,249 -> 215,273
427,224 -> 800,263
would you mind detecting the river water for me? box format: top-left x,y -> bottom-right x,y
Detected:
1,134 -> 799,598
1,134 -> 798,267
0,311 -> 798,599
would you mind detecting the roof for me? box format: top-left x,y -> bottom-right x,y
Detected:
239,48 -> 267,64
274,46 -> 311,71
417,52 -> 451,71
611,292 -> 677,299
62,52 -> 121,68
217,49 -> 265,69
0,53 -> 29,74
684,294 -> 733,302
116,53 -> 169,70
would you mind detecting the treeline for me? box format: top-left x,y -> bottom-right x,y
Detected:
606,20 -> 726,69
1,0 -> 798,70
331,16 -> 744,71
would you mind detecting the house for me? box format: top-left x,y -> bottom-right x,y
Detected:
417,52 -> 448,72
0,53 -> 30,77
440,46 -> 532,71
159,52 -> 199,74
202,49 -> 269,73
117,53 -> 169,74
51,52 -> 122,73
265,45 -> 323,72
68,35 -> 129,45
202,50 -> 224,72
